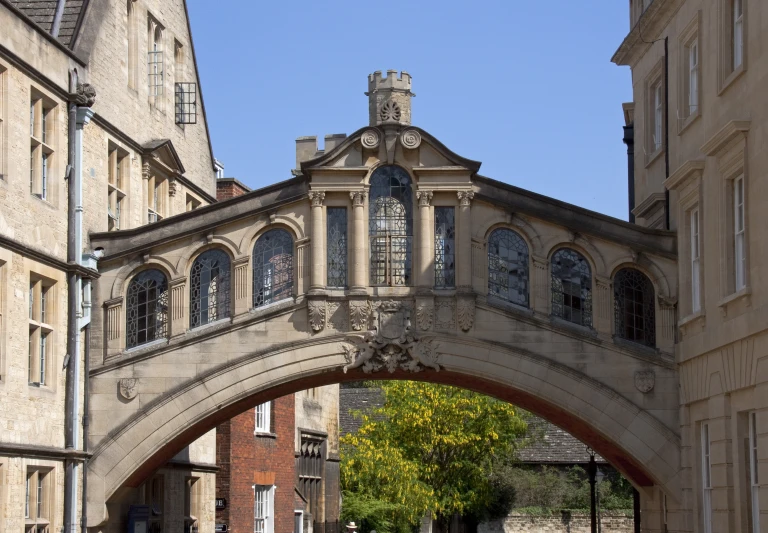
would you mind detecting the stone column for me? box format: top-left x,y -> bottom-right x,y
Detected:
308,191 -> 326,294
593,276 -> 611,334
169,277 -> 186,338
104,297 -> 123,358
232,257 -> 250,315
531,255 -> 550,316
456,191 -> 474,290
416,190 -> 433,290
350,191 -> 367,292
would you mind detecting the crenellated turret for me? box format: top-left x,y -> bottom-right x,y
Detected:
365,70 -> 415,126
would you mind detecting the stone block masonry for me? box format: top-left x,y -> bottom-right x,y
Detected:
479,513 -> 634,533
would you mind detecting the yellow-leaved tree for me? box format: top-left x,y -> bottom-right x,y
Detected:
341,382 -> 529,533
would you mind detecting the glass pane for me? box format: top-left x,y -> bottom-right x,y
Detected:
434,207 -> 455,288
326,208 -> 347,288
126,269 -> 168,348
190,249 -> 231,328
253,230 -> 293,308
551,249 -> 592,327
488,229 -> 529,306
368,166 -> 412,285
613,268 -> 656,347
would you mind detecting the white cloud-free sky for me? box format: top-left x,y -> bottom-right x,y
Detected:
187,0 -> 633,220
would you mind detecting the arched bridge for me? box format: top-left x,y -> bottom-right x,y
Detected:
86,124 -> 679,527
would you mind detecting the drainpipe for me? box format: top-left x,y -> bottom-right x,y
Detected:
51,0 -> 67,37
623,123 -> 635,223
664,37 -> 670,230
81,321 -> 91,533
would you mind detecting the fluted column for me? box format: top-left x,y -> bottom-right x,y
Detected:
308,191 -> 326,294
350,191 -> 367,292
457,191 -> 474,290
416,190 -> 433,290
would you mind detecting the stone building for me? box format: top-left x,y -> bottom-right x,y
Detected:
0,1 -> 220,532
613,0 -> 766,531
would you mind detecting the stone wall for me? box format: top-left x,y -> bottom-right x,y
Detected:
479,513 -> 634,533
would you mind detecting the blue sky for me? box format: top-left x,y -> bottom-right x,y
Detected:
187,1 -> 632,220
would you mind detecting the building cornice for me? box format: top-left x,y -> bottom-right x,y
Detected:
0,233 -> 100,278
0,442 -> 91,461
665,160 -> 705,191
611,0 -> 684,67
700,120 -> 751,156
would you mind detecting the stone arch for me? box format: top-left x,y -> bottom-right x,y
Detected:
480,219 -> 542,256
110,256 -> 176,301
178,240 -> 239,281
85,335 -> 682,527
238,217 -> 304,254
544,239 -> 605,278
609,255 -> 672,301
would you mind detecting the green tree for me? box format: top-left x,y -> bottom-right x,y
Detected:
341,382 -> 529,533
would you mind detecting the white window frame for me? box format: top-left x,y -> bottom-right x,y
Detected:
733,175 -> 746,291
254,401 -> 271,434
733,0 -> 744,69
294,510 -> 304,533
701,423 -> 713,533
691,208 -> 701,313
253,485 -> 275,533
653,82 -> 663,151
749,412 -> 760,533
689,39 -> 699,114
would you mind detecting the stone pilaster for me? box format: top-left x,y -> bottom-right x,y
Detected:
308,191 -> 326,294
105,297 -> 123,358
169,277 -> 187,337
232,257 -> 250,315
296,238 -> 311,298
416,190 -> 433,291
593,276 -> 611,334
531,255 -> 550,315
658,295 -> 677,348
349,191 -> 367,293
456,191 -> 474,290
141,160 -> 150,225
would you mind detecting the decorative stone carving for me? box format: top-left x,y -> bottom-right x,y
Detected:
361,129 -> 381,149
416,190 -> 433,207
308,300 -> 326,332
658,295 -> 677,341
308,191 -> 326,207
342,301 -> 440,373
72,82 -> 97,107
434,298 -> 455,330
457,191 -> 474,207
400,129 -> 422,149
349,299 -> 372,331
457,296 -> 475,332
350,191 -> 366,207
168,178 -> 178,197
119,378 -> 138,401
415,302 -> 434,330
380,99 -> 401,122
327,301 -> 349,332
634,371 -> 655,393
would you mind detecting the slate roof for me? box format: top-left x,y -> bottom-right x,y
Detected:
8,0 -> 87,47
339,386 -> 606,464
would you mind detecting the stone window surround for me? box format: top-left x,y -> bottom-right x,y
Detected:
0,251 -> 7,383
127,0 -> 139,91
717,0 -> 747,95
29,86 -> 59,205
644,58 -> 665,167
28,272 -> 57,389
0,62 -> 6,183
143,158 -> 172,225
700,420 -> 713,533
147,14 -> 165,110
108,142 -> 130,231
144,474 -> 165,532
677,11 -> 702,135
184,475 -> 202,531
24,464 -> 55,532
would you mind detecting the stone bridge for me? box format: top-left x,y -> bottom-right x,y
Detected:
86,119 -> 679,526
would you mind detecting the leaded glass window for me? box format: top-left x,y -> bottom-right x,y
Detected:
488,229 -> 529,306
327,207 -> 347,288
369,166 -> 413,286
434,207 -> 455,288
253,229 -> 293,308
126,269 -> 168,348
551,249 -> 592,327
190,249 -> 231,328
613,268 -> 655,347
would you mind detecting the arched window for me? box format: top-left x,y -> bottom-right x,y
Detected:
126,269 -> 168,348
190,249 -> 231,328
614,268 -> 656,347
369,166 -> 413,286
253,229 -> 293,308
488,228 -> 529,306
551,249 -> 592,327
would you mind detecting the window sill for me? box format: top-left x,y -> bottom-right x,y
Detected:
678,109 -> 701,136
124,337 -> 168,354
254,431 -> 277,439
678,309 -> 705,328
549,316 -> 597,338
645,146 -> 664,168
187,317 -> 232,335
251,297 -> 295,315
718,64 -> 746,96
718,286 -> 751,316
612,336 -> 659,356
486,295 -> 533,317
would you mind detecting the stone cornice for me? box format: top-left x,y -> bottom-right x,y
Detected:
611,0 -> 684,67
665,160 -> 705,191
631,192 -> 666,219
0,442 -> 91,461
700,120 -> 751,156
0,234 -> 100,278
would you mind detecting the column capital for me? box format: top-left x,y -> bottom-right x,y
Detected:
457,190 -> 474,206
416,190 -> 434,207
308,191 -> 326,207
141,161 -> 151,180
350,191 -> 367,206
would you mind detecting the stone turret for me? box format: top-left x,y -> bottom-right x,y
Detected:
365,70 -> 415,127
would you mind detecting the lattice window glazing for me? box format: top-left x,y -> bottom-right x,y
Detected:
551,249 -> 592,327
326,207 -> 347,288
613,268 -> 655,347
253,229 -> 293,308
190,249 -> 230,328
175,83 -> 197,124
434,207 -> 455,288
148,51 -> 163,97
297,436 -> 324,520
488,229 -> 529,306
126,269 -> 168,348
369,166 -> 413,286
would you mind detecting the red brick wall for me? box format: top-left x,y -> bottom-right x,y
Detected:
216,394 -> 297,533
216,179 -> 250,201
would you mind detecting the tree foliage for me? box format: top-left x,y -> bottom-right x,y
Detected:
340,382 -> 529,532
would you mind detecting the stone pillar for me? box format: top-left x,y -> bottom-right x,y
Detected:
350,191 -> 367,292
104,297 -> 123,357
233,257 -> 250,315
593,276 -> 611,334
309,191 -> 326,294
169,278 -> 186,337
531,255 -> 550,316
456,191 -> 474,290
416,190 -> 433,290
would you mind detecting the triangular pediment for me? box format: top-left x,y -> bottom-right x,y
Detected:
143,139 -> 185,175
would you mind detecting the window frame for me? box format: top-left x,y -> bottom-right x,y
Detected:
252,229 -> 294,309
326,206 -> 348,289
253,485 -> 275,533
254,401 -> 271,434
487,228 -> 529,307
28,276 -> 54,387
434,206 -> 456,289
644,60 -> 665,165
148,17 -> 165,106
24,467 -> 52,533
701,423 -> 713,533
718,0 -> 747,93
678,12 -> 702,134
613,268 -> 656,348
690,207 -> 701,314
125,269 -> 169,349
550,248 -> 593,328
189,249 -> 231,329
29,89 -> 56,202
108,144 -> 129,231
748,411 -> 760,533
733,175 -> 746,291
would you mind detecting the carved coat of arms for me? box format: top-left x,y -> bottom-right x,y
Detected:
634,371 -> 655,393
342,301 -> 440,374
119,378 -> 138,400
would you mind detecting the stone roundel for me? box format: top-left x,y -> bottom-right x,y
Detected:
361,129 -> 381,149
400,129 -> 422,149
